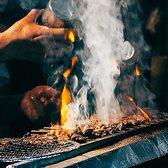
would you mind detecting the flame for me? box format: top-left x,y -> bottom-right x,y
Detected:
50,122 -> 59,135
71,56 -> 78,69
127,96 -> 136,107
61,57 -> 78,131
63,57 -> 78,78
68,30 -> 75,42
127,96 -> 149,121
61,84 -> 71,125
137,107 -> 149,121
63,69 -> 71,78
135,64 -> 140,76
55,121 -> 59,135
50,125 -> 55,135
135,58 -> 140,76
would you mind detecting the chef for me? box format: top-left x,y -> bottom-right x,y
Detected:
0,0 -> 73,137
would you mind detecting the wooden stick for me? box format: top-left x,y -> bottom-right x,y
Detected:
31,130 -> 49,133
43,126 -> 62,130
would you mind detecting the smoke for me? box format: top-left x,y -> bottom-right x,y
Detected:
44,0 -> 156,128
65,0 -> 136,127
116,0 -> 156,115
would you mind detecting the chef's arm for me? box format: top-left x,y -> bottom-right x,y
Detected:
0,9 -> 73,64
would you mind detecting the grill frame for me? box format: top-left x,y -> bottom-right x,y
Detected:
5,117 -> 168,168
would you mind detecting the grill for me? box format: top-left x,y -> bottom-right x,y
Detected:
0,135 -> 80,163
3,114 -> 168,167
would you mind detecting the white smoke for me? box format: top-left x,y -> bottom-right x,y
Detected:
65,0 -> 135,128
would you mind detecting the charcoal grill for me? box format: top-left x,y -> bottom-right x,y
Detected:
4,115 -> 168,168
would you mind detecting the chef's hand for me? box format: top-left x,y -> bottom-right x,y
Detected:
0,9 -> 73,63
21,86 -> 61,122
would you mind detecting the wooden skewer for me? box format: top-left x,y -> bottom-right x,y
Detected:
39,129 -> 53,132
31,130 -> 49,133
43,126 -> 62,130
43,126 -> 74,130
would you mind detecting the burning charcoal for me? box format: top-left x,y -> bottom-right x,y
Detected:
71,134 -> 87,143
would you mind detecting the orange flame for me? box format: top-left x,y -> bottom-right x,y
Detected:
135,65 -> 140,76
135,58 -> 140,76
137,107 -> 149,121
63,69 -> 71,78
55,121 -> 59,135
127,96 -> 149,121
61,57 -> 78,130
50,122 -> 59,135
61,84 -> 71,126
127,96 -> 136,107
63,57 -> 78,78
68,30 -> 75,43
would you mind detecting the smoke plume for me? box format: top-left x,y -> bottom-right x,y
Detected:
46,0 -> 156,128
65,0 -> 136,128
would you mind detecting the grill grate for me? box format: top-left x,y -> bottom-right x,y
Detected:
0,135 -> 80,162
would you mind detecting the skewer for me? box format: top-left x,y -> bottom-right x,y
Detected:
43,126 -> 62,130
31,126 -> 62,134
31,130 -> 49,133
43,126 -> 74,131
